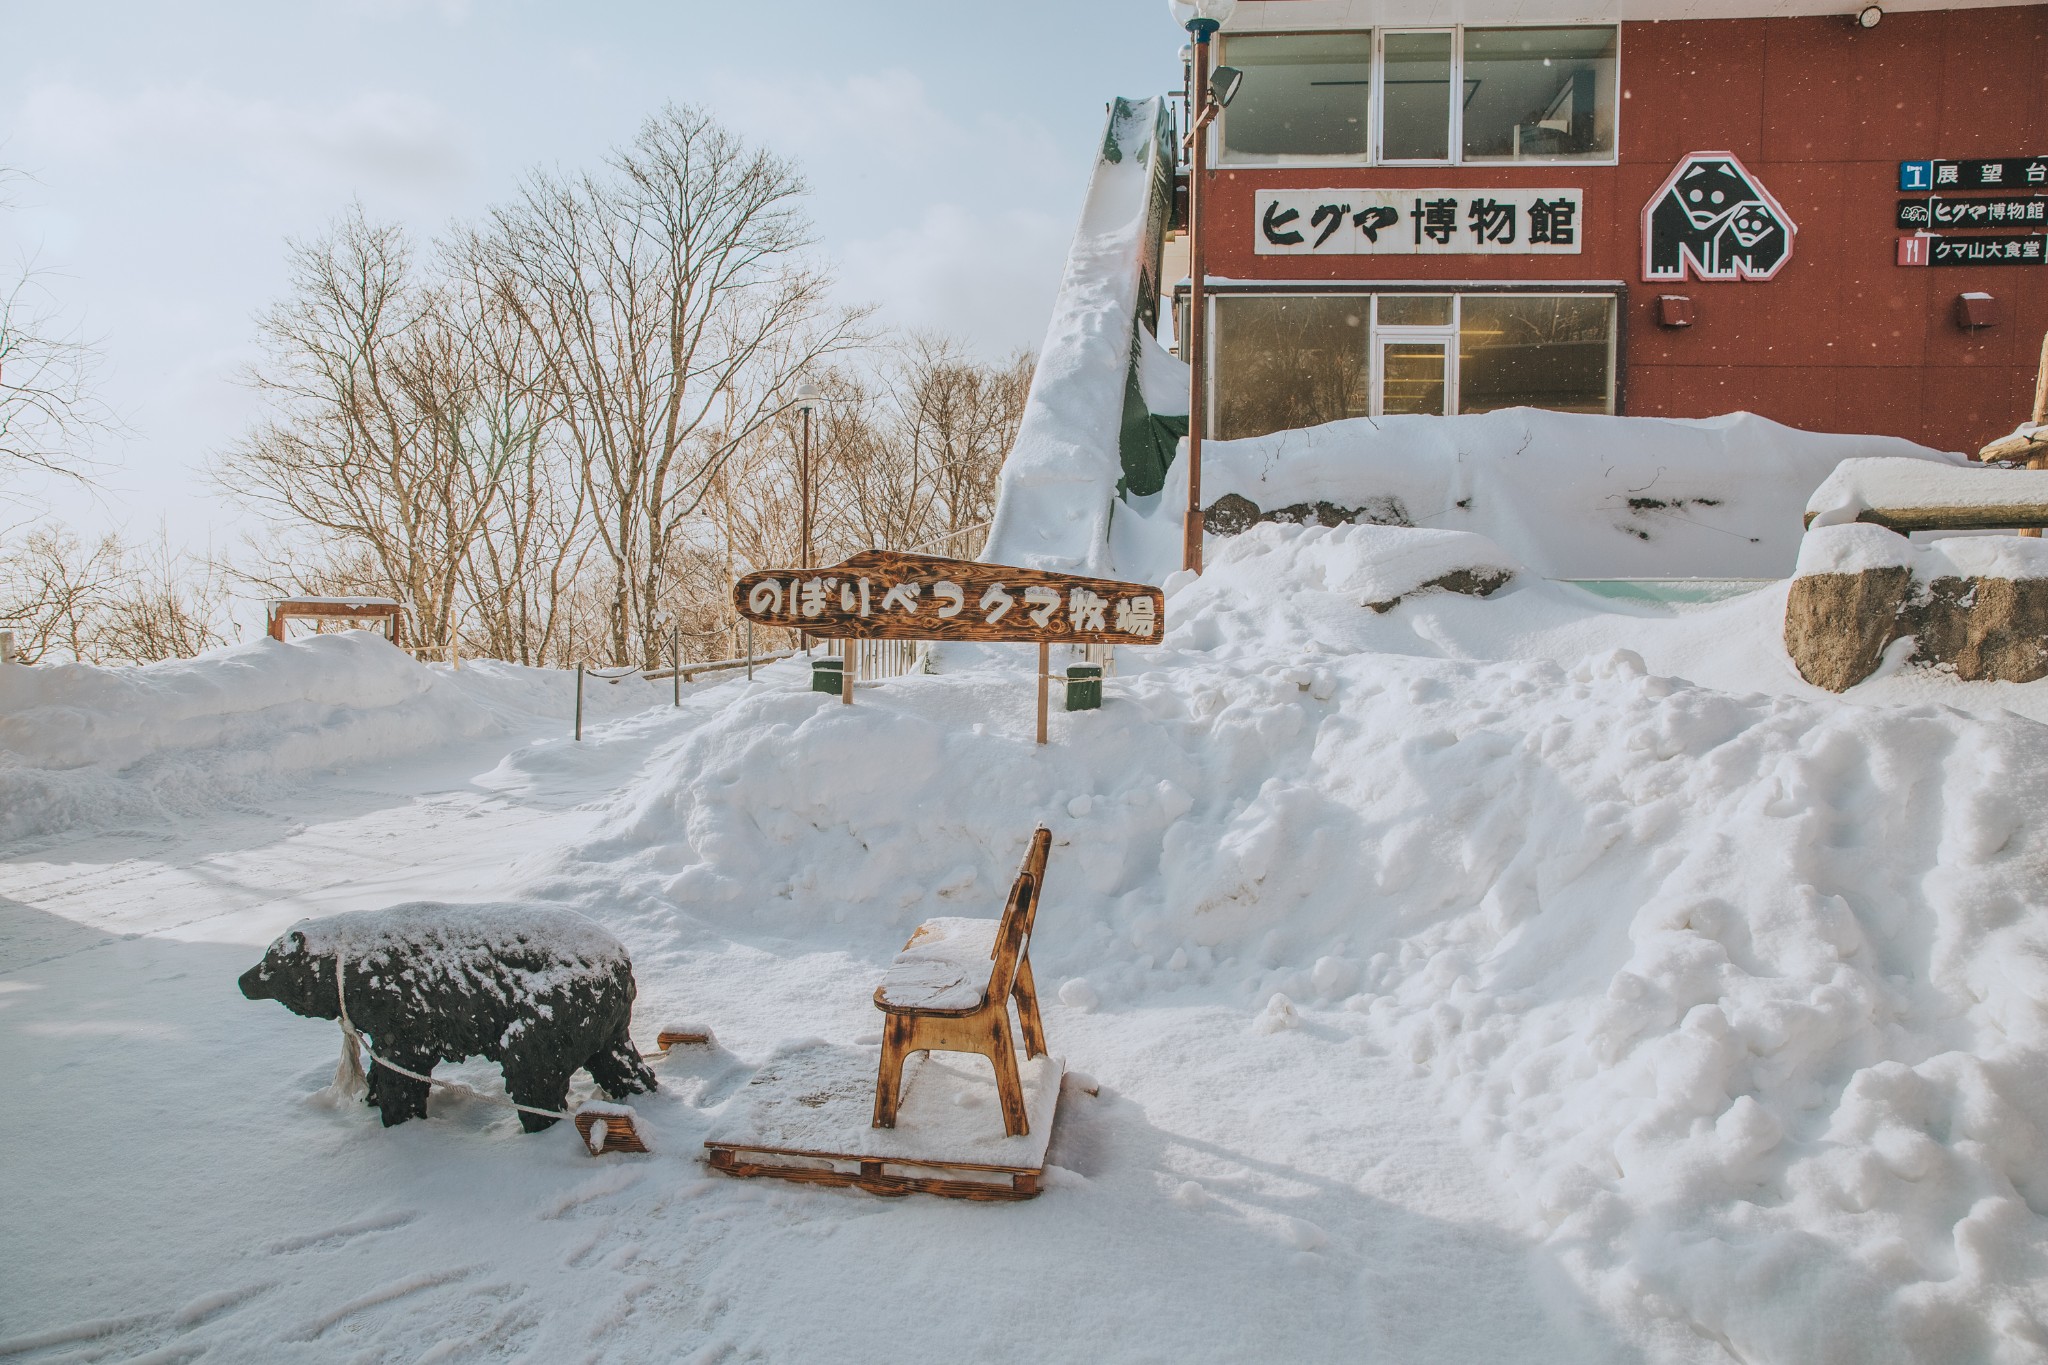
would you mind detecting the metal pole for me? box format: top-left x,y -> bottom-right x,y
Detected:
746,620 -> 754,680
1036,642 -> 1050,745
800,406 -> 813,575
799,406 -> 813,653
1182,27 -> 1212,576
672,627 -> 681,707
574,663 -> 585,741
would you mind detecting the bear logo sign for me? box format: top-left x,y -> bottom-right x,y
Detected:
1642,152 -> 1797,283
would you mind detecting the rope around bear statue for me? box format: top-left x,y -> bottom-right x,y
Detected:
332,949 -> 576,1122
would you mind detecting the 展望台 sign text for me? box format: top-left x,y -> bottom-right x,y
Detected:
732,551 -> 1165,644
1254,189 -> 1583,256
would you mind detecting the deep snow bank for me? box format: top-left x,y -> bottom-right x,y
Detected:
0,634 -> 655,841
561,525 -> 2048,1364
1110,409 -> 1960,583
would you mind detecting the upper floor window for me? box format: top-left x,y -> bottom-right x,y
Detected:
1218,32 -> 1374,162
1218,25 -> 1618,165
1460,27 -> 1617,161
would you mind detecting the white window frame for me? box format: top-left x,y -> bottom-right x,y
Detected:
1374,29 -> 1460,168
1203,288 -> 1619,431
1214,25 -> 1621,170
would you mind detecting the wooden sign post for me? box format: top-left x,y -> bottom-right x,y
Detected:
733,551 -> 1165,743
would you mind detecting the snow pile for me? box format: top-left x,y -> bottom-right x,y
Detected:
1807,457 -> 2048,528
1798,522 -> 2048,581
1188,522 -> 1519,614
1109,410 -> 1959,583
0,632 -> 654,842
561,524 -> 2048,1362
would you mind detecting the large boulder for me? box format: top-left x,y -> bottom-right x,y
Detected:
1785,525 -> 2048,690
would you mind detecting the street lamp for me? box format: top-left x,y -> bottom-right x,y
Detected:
1170,0 -> 1236,575
792,379 -> 826,574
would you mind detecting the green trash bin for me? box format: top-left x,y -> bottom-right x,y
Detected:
811,657 -> 845,695
1065,663 -> 1102,711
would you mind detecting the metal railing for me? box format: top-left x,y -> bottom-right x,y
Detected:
829,636 -> 927,683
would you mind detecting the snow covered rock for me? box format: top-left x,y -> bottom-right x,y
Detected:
238,902 -> 656,1130
1786,525 -> 2048,689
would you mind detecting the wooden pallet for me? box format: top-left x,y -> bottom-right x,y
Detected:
704,1144 -> 1042,1201
701,1042 -> 1062,1202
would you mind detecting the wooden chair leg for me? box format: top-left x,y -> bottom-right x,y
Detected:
873,1021 -> 911,1129
984,1026 -> 1029,1138
1011,957 -> 1048,1059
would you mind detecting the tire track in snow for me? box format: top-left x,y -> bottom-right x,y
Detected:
294,1266 -> 476,1339
266,1209 -> 418,1254
0,1312 -> 156,1357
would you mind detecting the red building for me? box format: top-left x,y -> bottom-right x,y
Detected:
1179,0 -> 2048,453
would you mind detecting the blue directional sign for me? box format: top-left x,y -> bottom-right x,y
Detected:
1900,161 -> 1934,191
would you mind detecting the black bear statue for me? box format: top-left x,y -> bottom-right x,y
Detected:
240,902 -> 657,1130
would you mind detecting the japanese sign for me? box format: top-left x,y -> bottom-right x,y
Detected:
732,551 -> 1165,645
1896,195 -> 2047,230
1643,152 -> 1796,283
1900,158 -> 2048,192
1896,234 -> 2046,268
1253,189 -> 1583,256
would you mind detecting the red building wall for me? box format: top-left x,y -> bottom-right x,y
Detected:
1201,5 -> 2048,453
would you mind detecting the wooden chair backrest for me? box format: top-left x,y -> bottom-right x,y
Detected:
988,827 -> 1052,1000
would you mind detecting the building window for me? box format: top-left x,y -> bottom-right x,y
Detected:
1379,32 -> 1454,163
1458,295 -> 1614,412
1213,295 -> 1372,439
1461,27 -> 1617,162
1217,32 -> 1374,162
1219,25 -> 1617,165
1210,291 -> 1615,438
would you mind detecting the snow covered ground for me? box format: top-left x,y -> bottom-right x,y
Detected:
6,519 -> 2048,1361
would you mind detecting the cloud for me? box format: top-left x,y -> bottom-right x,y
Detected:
836,201 -> 1071,357
699,67 -> 1081,357
14,81 -> 473,197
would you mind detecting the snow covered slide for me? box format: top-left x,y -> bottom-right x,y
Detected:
982,95 -> 1186,576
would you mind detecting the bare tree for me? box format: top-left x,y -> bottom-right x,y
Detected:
0,170 -> 115,499
0,523 -> 229,663
821,338 -> 1030,556
93,528 -> 233,663
0,523 -> 123,661
477,104 -> 871,666
215,208 -> 514,650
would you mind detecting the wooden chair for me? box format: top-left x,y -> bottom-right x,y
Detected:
872,827 -> 1052,1137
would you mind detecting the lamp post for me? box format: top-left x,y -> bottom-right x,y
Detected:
1171,0 -> 1237,575
792,379 -> 825,573
792,378 -> 825,652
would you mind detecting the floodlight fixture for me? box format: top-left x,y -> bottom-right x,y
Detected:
1211,64 -> 1245,107
1857,4 -> 1882,26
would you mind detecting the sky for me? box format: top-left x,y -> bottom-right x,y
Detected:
0,0 -> 1179,549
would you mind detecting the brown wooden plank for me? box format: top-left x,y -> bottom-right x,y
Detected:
1805,505 -> 2048,532
733,550 -> 1163,645
704,1145 -> 1040,1201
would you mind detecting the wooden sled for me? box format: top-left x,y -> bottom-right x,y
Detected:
703,1041 -> 1063,1201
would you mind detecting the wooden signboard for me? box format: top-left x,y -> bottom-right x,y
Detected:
733,551 -> 1164,645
